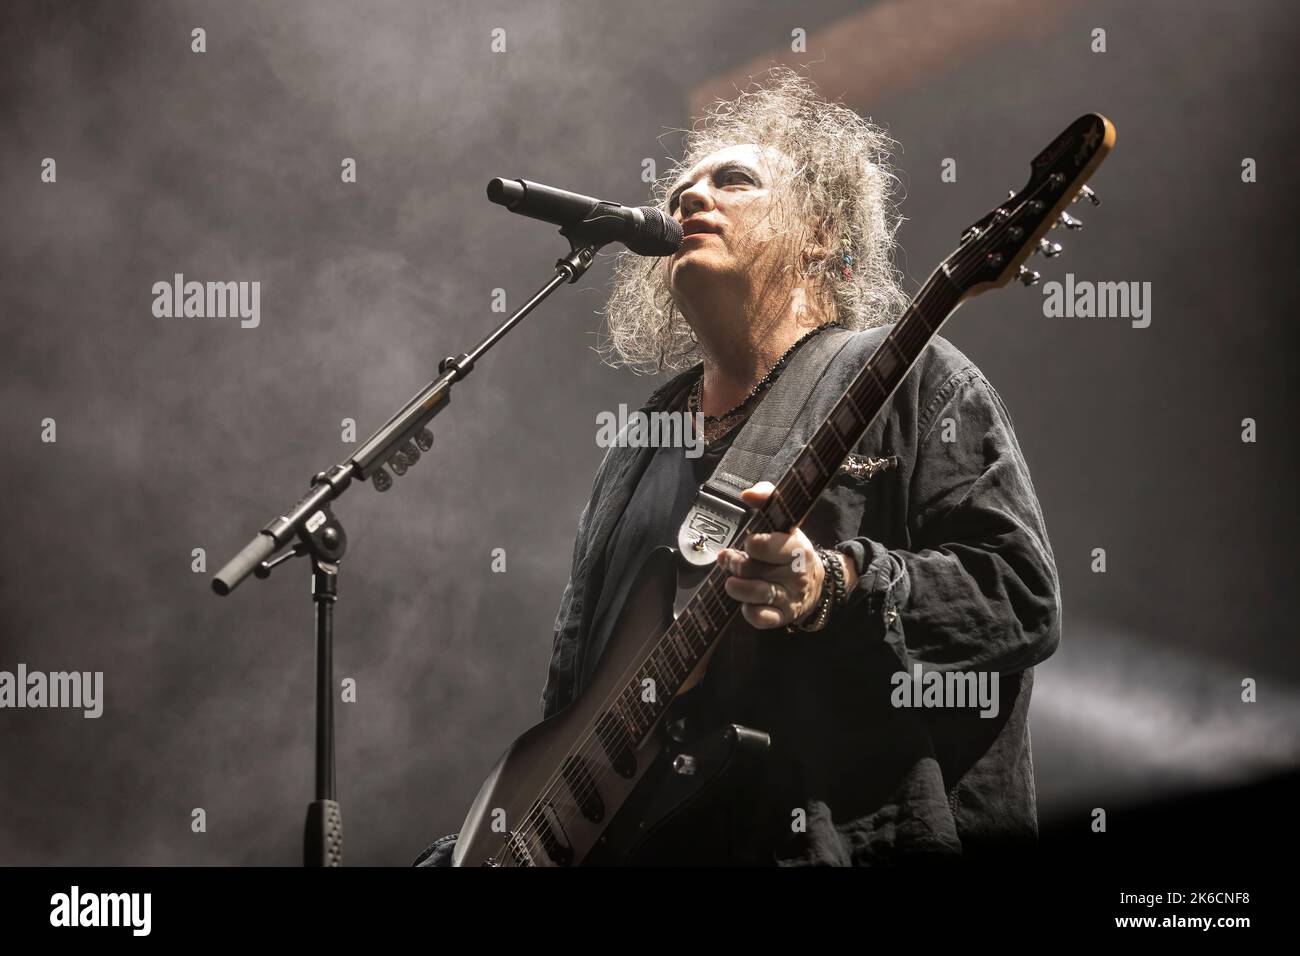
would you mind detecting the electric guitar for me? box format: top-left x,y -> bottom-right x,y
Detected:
452,113 -> 1115,865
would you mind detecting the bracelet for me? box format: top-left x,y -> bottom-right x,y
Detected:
825,545 -> 849,609
821,546 -> 847,624
791,547 -> 843,633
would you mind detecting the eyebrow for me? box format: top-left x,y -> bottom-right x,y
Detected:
668,160 -> 762,207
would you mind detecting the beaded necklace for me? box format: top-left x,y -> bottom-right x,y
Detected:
687,321 -> 841,445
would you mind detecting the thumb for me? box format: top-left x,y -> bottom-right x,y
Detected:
740,481 -> 776,505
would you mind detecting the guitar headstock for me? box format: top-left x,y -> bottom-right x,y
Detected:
950,113 -> 1115,300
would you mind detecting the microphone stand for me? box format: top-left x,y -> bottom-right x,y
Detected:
211,230 -> 606,866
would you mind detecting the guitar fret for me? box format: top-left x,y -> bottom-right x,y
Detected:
681,629 -> 702,665
806,441 -> 829,477
814,428 -> 845,465
630,676 -> 656,726
885,333 -> 907,363
647,654 -> 674,701
614,693 -> 641,736
798,450 -> 821,486
824,421 -> 849,455
776,479 -> 808,521
843,387 -> 867,421
661,629 -> 688,673
672,626 -> 694,668
867,363 -> 887,393
694,596 -> 714,629
768,488 -> 792,528
789,461 -> 813,501
831,401 -> 858,441
687,606 -> 708,641
848,378 -> 881,421
874,346 -> 899,382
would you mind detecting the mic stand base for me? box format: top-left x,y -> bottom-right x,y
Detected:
304,799 -> 343,867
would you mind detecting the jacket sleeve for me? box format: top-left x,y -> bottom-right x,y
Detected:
540,439 -> 628,719
540,494 -> 593,719
835,368 -> 1061,675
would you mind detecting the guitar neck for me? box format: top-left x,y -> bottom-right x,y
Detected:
762,268 -> 962,533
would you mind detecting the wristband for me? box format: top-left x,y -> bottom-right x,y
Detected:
791,546 -> 843,633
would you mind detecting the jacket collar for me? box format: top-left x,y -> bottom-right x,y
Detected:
636,362 -> 702,413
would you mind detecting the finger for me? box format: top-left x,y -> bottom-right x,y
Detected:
724,574 -> 785,605
741,602 -> 787,630
717,547 -> 792,580
740,531 -> 807,566
739,481 -> 776,506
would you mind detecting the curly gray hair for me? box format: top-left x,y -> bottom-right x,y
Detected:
596,66 -> 908,374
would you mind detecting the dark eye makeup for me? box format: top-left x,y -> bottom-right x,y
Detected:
668,165 -> 758,212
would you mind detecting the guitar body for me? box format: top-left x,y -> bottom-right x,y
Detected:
453,547 -> 771,866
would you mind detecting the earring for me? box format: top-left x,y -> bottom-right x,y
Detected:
839,251 -> 854,280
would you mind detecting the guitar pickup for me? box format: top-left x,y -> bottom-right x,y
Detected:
531,801 -> 575,867
595,711 -> 638,779
562,755 -> 605,823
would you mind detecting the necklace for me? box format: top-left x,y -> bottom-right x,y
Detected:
688,322 -> 840,444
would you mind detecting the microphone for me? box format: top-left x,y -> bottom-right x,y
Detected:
487,178 -> 683,256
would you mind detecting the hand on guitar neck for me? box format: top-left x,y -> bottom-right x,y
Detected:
716,481 -> 858,632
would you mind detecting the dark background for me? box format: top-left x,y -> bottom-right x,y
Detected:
1,0 -> 1296,865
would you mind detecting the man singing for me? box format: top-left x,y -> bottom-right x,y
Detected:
417,67 -> 1060,866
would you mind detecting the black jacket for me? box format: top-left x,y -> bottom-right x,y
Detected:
416,326 -> 1061,866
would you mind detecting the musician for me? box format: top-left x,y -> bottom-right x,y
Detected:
417,68 -> 1060,866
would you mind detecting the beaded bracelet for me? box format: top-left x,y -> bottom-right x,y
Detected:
791,547 -> 846,633
823,545 -> 849,610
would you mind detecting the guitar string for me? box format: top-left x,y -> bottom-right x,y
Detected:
491,173 -> 1063,865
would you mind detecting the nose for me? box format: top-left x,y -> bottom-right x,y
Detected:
676,176 -> 715,219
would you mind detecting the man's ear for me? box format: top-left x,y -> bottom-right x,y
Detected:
800,219 -> 833,268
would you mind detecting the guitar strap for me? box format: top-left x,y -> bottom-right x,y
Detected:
676,326 -> 858,567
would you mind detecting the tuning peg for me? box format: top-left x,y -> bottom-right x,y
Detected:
389,439 -> 423,477
1057,211 -> 1083,230
1017,266 -> 1041,286
1037,238 -> 1063,258
372,466 -> 393,492
1073,184 -> 1099,205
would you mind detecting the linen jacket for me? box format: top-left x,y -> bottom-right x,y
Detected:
539,326 -> 1062,864
415,325 -> 1061,866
